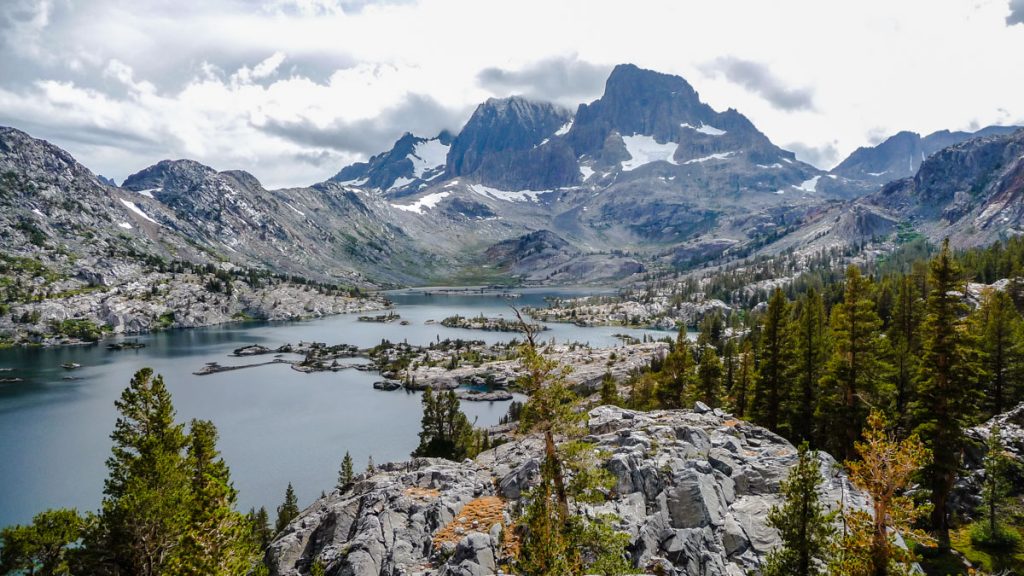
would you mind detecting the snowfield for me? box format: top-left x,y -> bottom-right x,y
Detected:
621,135 -> 679,171
680,122 -> 727,136
118,199 -> 159,224
683,151 -> 736,164
389,177 -> 414,191
411,139 -> 449,178
390,191 -> 451,214
469,184 -> 547,203
792,176 -> 820,193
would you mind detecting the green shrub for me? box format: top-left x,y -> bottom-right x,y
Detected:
970,521 -> 1022,551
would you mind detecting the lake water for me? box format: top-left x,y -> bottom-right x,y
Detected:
0,288 -> 671,528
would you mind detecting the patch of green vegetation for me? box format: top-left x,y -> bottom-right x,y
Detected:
914,543 -> 969,576
48,318 -> 110,342
0,254 -> 63,283
156,311 -> 176,329
894,221 -> 926,245
955,522 -> 1024,574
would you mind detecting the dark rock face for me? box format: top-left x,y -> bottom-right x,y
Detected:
865,128 -> 1024,245
266,406 -> 867,576
444,96 -> 574,190
824,125 -> 1022,197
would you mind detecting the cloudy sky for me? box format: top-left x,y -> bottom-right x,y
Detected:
2,0 -> 1023,188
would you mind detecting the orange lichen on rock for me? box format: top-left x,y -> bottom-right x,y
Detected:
405,486 -> 441,500
432,496 -> 507,548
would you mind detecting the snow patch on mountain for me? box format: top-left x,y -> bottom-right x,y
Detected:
555,120 -> 573,136
683,151 -> 736,164
389,177 -> 414,191
680,123 -> 727,136
390,191 -> 450,214
411,139 -> 449,178
621,135 -> 679,171
469,184 -> 547,203
118,222 -> 132,230
118,199 -> 159,224
793,176 -> 820,193
579,165 -> 595,180
136,188 -> 159,199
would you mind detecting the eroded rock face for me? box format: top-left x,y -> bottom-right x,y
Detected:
267,406 -> 865,576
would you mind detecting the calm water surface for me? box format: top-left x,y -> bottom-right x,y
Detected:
0,288 -> 670,527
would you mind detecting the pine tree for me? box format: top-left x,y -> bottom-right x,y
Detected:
412,388 -> 477,460
973,425 -> 1014,548
0,508 -> 83,576
818,267 -> 892,460
831,411 -> 932,576
695,346 -> 723,407
752,288 -> 794,431
785,288 -> 828,444
730,340 -> 754,417
696,310 -> 725,352
84,368 -> 191,576
656,336 -> 695,408
166,419 -> 259,576
249,507 -> 273,550
275,483 -> 299,534
974,288 -> 1024,417
888,276 -> 923,432
913,240 -> 982,547
762,443 -> 835,576
599,371 -> 622,406
366,456 -> 375,473
721,338 -> 738,397
513,309 -> 629,575
518,457 -> 576,576
338,451 -> 355,488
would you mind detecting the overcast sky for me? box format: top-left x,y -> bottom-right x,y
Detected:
2,0 -> 1023,188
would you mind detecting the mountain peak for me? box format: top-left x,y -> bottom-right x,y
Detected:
122,159 -> 217,194
329,131 -> 453,192
445,96 -> 572,179
604,63 -> 700,101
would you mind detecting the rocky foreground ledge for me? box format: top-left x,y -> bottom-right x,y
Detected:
267,405 -> 866,576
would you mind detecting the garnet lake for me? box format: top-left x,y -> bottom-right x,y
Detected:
0,288 -> 671,528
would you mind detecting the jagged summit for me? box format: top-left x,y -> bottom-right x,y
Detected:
329,131 -> 454,194
824,124 -> 1022,197
570,63 -> 714,146
444,95 -> 572,180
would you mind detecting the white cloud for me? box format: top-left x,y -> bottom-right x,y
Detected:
0,0 -> 1021,184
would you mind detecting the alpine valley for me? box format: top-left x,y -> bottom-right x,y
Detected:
4,60 -> 1024,576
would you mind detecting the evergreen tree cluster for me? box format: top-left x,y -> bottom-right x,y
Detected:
412,388 -> 490,460
627,239 -> 1024,552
